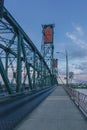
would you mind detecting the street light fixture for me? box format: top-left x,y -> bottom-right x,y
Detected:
56,50 -> 69,86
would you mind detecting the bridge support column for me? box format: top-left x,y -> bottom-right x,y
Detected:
0,57 -> 12,94
40,60 -> 43,88
5,52 -> 9,76
16,31 -> 22,92
21,42 -> 32,90
33,51 -> 36,89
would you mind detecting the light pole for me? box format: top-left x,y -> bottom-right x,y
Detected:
65,50 -> 69,86
56,51 -> 69,86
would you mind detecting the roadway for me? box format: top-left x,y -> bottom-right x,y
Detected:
15,85 -> 87,130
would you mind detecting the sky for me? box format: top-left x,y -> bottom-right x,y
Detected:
5,0 -> 87,83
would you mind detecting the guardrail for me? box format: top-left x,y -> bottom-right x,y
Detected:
63,86 -> 87,117
0,86 -> 56,130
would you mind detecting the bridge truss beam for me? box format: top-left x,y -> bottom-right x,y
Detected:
0,7 -> 57,95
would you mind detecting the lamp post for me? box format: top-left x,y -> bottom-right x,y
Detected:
56,50 -> 69,86
66,50 -> 69,86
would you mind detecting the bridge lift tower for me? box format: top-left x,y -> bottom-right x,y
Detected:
41,24 -> 56,85
41,24 -> 54,74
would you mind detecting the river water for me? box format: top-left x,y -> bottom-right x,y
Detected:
76,89 -> 87,95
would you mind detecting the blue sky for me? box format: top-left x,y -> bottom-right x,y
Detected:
5,0 -> 87,82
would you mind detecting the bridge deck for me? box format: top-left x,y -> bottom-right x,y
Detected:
15,85 -> 87,130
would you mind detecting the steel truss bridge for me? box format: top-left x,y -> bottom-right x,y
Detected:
0,5 -> 58,130
1,5 -> 87,130
0,7 -> 57,95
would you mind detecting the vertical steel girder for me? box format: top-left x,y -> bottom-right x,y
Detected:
0,57 -> 12,94
33,52 -> 36,89
16,31 -> 22,92
5,52 -> 8,74
21,42 -> 32,90
5,34 -> 16,76
0,7 -> 57,95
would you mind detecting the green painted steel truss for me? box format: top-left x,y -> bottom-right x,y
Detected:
0,7 -> 57,95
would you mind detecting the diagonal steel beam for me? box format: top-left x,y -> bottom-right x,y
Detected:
21,42 -> 32,90
0,44 -> 17,56
3,7 -> 51,75
0,57 -> 12,94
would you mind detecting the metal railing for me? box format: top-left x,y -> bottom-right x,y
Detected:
63,85 -> 87,116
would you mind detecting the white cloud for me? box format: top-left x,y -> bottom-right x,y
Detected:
66,24 -> 87,49
72,23 -> 84,36
66,32 -> 76,41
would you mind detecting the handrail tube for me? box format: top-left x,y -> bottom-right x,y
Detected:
63,86 -> 87,117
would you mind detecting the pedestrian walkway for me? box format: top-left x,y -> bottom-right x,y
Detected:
15,85 -> 87,130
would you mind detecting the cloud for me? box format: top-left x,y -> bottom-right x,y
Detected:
73,74 -> 87,83
66,32 -> 76,41
74,62 -> 87,72
66,24 -> 87,50
72,23 -> 84,36
57,23 -> 87,83
66,30 -> 87,60
70,49 -> 87,59
70,61 -> 87,76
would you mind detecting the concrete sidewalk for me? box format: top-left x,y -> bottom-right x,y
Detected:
15,86 -> 87,130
